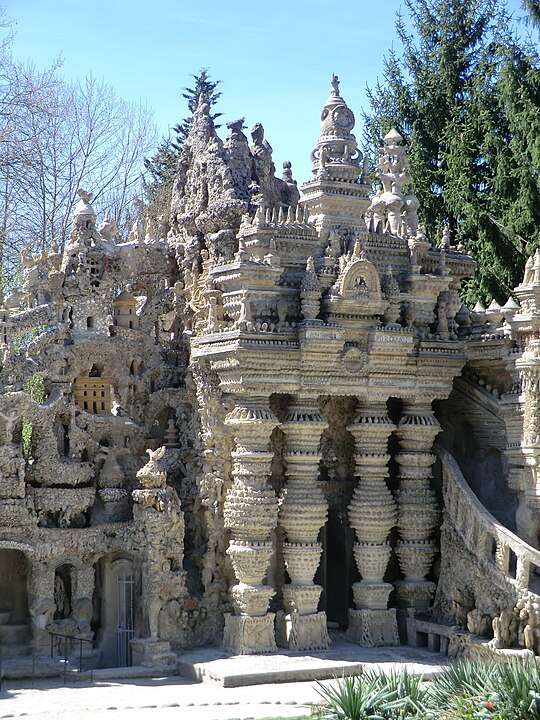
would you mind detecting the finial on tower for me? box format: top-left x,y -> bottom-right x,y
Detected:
309,76 -> 361,180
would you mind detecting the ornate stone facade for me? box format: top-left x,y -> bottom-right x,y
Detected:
1,76 -> 540,665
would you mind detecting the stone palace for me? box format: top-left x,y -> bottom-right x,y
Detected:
0,76 -> 539,667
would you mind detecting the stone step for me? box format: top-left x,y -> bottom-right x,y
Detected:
67,648 -> 100,672
0,610 -> 12,625
176,634 -> 447,688
0,623 -> 29,645
0,642 -> 30,658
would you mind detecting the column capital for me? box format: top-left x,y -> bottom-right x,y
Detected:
347,403 -> 396,454
225,397 -> 279,452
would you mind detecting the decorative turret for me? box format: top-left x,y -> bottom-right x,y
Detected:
72,188 -> 97,233
112,289 -> 139,330
310,74 -> 362,181
368,129 -> 420,239
301,77 -> 371,237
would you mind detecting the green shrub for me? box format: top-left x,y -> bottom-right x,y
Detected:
429,658 -> 540,720
22,374 -> 45,459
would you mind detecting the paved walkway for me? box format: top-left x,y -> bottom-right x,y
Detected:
0,637 -> 448,719
0,675 -> 325,720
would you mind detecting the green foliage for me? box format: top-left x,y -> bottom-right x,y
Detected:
316,660 -> 540,720
363,0 -> 540,305
523,0 -> 540,28
427,658 -> 540,719
21,373 -> 44,460
21,417 -> 32,459
172,67 -> 222,148
317,669 -> 428,720
317,674 -> 392,720
12,324 -> 46,352
25,373 -> 44,403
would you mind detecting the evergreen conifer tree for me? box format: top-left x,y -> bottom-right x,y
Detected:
364,0 -> 540,304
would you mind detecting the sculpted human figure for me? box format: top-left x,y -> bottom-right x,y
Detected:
226,117 -> 246,140
237,289 -> 252,330
280,160 -> 300,208
98,212 -> 120,245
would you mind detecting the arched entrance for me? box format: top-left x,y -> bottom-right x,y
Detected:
0,549 -> 30,654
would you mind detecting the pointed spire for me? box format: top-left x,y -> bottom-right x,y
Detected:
310,76 -> 361,180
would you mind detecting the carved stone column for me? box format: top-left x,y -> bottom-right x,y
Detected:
394,403 -> 440,610
515,350 -> 540,545
29,563 -> 55,651
346,405 -> 399,646
277,398 -> 330,650
223,397 -> 279,654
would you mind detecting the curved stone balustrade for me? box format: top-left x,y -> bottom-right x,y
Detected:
439,446 -> 540,591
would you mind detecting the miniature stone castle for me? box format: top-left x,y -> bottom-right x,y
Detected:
1,76 -> 540,666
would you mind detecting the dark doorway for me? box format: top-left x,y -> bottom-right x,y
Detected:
0,549 -> 29,623
316,509 -> 358,629
54,564 -> 74,619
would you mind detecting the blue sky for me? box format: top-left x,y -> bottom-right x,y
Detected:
6,0 -> 529,185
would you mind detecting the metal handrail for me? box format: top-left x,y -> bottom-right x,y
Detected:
49,631 -> 94,684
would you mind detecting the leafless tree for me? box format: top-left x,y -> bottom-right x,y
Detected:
0,13 -> 157,284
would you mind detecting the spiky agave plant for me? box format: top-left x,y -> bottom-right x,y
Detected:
316,674 -> 394,720
488,658 -> 540,720
427,658 -> 540,720
426,659 -> 493,712
316,668 -> 428,720
375,667 -> 429,718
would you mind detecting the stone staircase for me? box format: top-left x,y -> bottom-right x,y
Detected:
0,609 -> 30,658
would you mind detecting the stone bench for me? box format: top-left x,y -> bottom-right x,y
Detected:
405,617 -> 454,654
